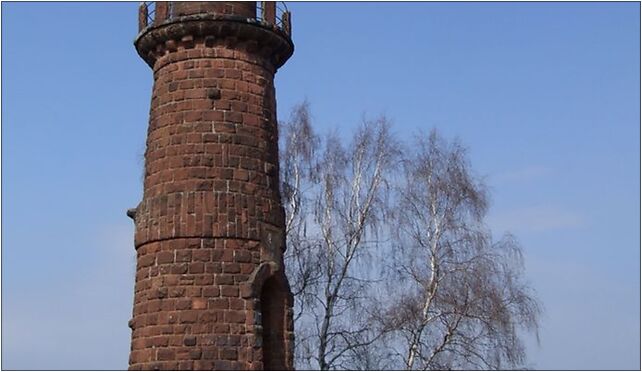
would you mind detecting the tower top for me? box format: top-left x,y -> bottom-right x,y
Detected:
135,1 -> 293,69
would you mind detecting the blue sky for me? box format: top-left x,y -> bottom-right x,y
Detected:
2,2 -> 639,370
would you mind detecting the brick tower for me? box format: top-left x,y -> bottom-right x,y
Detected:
127,2 -> 294,370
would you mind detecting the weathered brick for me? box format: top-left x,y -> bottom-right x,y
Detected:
184,336 -> 197,346
220,348 -> 238,360
157,348 -> 175,361
129,2 -> 294,369
188,262 -> 204,274
180,310 -> 199,324
157,251 -> 174,264
209,298 -> 229,310
202,286 -> 220,298
175,250 -> 192,262
192,250 -> 211,262
139,254 -> 156,268
221,285 -> 239,297
222,263 -> 241,274
191,298 -> 207,310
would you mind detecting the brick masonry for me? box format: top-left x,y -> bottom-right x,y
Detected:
128,2 -> 294,370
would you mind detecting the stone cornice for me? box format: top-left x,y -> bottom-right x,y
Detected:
135,14 -> 294,69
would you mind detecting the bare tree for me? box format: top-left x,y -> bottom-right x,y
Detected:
281,104 -> 399,370
280,103 -> 541,370
280,101 -> 322,319
379,130 -> 541,370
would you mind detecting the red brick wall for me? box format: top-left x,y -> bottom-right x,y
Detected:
129,2 -> 294,370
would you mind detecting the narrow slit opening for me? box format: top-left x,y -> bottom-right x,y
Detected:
260,276 -> 286,370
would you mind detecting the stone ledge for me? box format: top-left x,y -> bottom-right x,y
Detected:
135,14 -> 294,69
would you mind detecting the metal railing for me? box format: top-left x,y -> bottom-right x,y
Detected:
257,1 -> 290,32
143,1 -> 156,26
138,2 -> 291,36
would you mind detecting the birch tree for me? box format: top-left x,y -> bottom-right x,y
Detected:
379,130 -> 541,370
280,103 -> 541,370
281,104 -> 399,370
280,101 -> 322,321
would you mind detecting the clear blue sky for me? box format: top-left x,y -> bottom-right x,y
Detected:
2,2 -> 639,370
